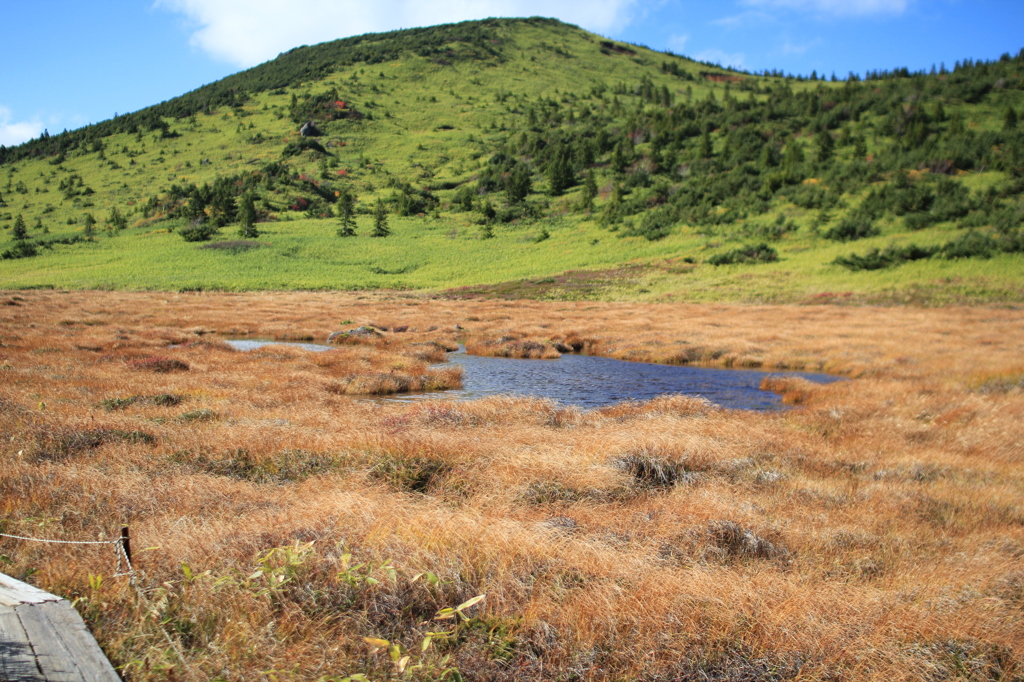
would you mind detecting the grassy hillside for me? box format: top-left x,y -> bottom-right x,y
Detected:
1,17 -> 1023,302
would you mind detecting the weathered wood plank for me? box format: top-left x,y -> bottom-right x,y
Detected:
0,573 -> 61,607
0,605 -> 45,681
0,573 -> 121,681
14,604 -> 86,682
34,601 -> 120,682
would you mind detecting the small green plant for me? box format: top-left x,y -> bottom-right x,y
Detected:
100,396 -> 139,411
88,572 -> 104,592
178,408 -> 215,422
246,541 -> 314,596
708,243 -> 778,266
180,222 -> 219,242
337,551 -> 396,588
940,230 -> 1000,259
620,209 -> 672,241
363,593 -> 484,680
824,215 -> 879,242
1,240 -> 38,260
833,243 -> 938,271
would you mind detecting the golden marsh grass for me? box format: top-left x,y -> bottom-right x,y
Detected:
0,290 -> 1022,681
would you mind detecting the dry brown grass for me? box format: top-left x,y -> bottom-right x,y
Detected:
1,290 -> 1023,681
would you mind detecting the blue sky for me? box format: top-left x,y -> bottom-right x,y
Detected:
1,0 -> 1021,146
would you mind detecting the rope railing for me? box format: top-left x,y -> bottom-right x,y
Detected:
0,533 -> 116,545
0,526 -> 135,578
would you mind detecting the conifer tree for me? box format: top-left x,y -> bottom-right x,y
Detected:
506,163 -> 531,203
853,137 -> 868,159
815,130 -> 834,164
481,199 -> 496,221
336,186 -> 356,237
547,151 -> 573,196
12,214 -> 27,240
238,193 -> 259,238
83,213 -> 96,238
700,130 -> 713,159
579,170 -> 598,212
108,206 -> 127,231
611,143 -> 627,172
601,184 -> 622,227
454,186 -> 475,212
372,199 -> 390,237
783,138 -> 805,171
1005,106 -> 1019,131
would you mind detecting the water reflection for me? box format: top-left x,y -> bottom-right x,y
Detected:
424,350 -> 838,411
223,339 -> 841,411
225,338 -> 334,353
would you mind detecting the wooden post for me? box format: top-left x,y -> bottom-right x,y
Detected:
120,526 -> 132,569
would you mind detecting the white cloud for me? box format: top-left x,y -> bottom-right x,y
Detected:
155,0 -> 640,67
693,48 -> 746,70
780,37 -> 822,55
710,10 -> 776,28
741,0 -> 911,18
0,106 -> 43,147
668,33 -> 689,52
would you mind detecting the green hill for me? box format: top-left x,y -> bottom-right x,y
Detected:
1,17 -> 1023,302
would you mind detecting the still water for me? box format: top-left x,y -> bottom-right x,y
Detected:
223,339 -> 840,411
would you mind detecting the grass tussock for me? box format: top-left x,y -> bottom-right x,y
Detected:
327,365 -> 463,395
0,290 -> 1022,680
30,426 -> 157,462
760,375 -> 821,404
971,367 -> 1024,394
368,453 -> 454,494
99,393 -> 183,411
126,356 -> 190,372
613,451 -> 701,489
172,448 -> 341,484
465,337 -> 562,359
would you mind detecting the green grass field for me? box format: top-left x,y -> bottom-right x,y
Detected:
4,211 -> 1021,304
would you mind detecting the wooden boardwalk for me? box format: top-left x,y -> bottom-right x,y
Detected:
0,572 -> 120,682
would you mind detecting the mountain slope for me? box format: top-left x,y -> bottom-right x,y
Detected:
1,18 -> 1023,302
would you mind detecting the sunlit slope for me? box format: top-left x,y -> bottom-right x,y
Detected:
1,18 -> 1022,302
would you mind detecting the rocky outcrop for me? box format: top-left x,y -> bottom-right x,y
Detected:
299,121 -> 322,137
327,326 -> 385,344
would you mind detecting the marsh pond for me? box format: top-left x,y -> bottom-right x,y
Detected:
225,339 -> 841,411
